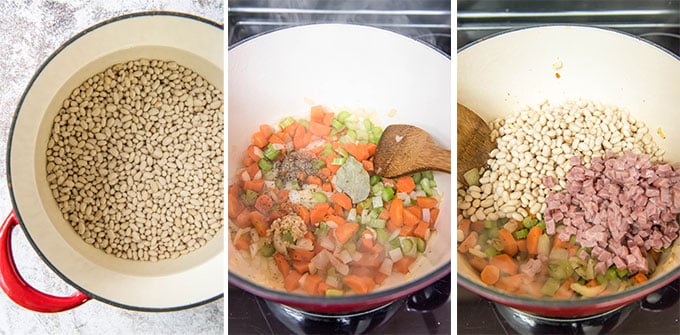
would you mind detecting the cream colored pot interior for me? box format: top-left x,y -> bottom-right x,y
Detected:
228,24 -> 451,293
9,14 -> 223,309
458,26 -> 680,292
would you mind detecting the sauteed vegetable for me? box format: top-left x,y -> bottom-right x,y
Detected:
229,106 -> 442,296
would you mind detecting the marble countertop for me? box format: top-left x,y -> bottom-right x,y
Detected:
0,1 -> 223,334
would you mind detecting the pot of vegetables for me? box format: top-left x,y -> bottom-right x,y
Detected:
228,24 -> 451,313
457,25 -> 680,317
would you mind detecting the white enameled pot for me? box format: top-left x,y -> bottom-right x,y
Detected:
228,24 -> 451,313
458,25 -> 680,317
3,12 -> 223,312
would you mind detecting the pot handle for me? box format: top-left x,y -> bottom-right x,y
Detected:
0,211 -> 90,312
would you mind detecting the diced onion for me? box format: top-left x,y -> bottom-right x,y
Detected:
328,253 -> 349,275
303,139 -> 325,151
299,273 -> 308,286
252,146 -> 263,158
320,236 -> 335,251
338,250 -> 353,264
253,170 -> 262,180
272,143 -> 285,150
352,252 -> 362,262
413,190 -> 426,198
388,228 -> 401,241
379,258 -> 393,275
422,208 -> 430,223
249,229 -> 259,243
396,192 -> 410,202
311,250 -> 330,270
346,208 -> 357,222
249,243 -> 258,257
289,238 -> 314,251
264,180 -> 276,190
326,275 -> 341,288
388,247 -> 403,262
241,170 -> 251,182
372,196 -> 383,208
326,220 -> 338,229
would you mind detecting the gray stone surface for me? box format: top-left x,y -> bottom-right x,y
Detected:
0,1 -> 223,334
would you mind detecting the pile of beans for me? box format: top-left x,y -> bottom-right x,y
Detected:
457,99 -> 664,223
46,59 -> 223,261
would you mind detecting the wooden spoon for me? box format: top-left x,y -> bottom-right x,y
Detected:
457,103 -> 494,183
373,124 -> 451,178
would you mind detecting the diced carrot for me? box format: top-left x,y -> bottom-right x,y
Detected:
243,156 -> 255,167
228,184 -> 241,198
342,275 -> 375,294
429,208 -> 440,225
526,226 -> 543,255
233,232 -> 250,251
374,272 -> 388,285
388,198 -> 404,227
378,208 -> 390,220
358,233 -> 374,252
480,265 -> 500,285
252,131 -> 269,148
341,143 -> 370,162
234,209 -> 252,228
246,162 -> 260,179
332,203 -> 344,215
386,218 -> 401,232
294,205 -> 310,224
322,111 -> 334,126
393,256 -> 416,274
413,220 -> 429,240
458,231 -> 478,253
244,179 -> 265,193
458,218 -> 471,238
310,105 -> 326,123
307,175 -> 322,186
517,239 -> 527,253
284,271 -> 301,292
399,224 -> 416,236
249,211 -> 269,236
322,182 -> 333,192
471,220 -> 485,232
309,121 -> 331,136
467,255 -> 488,272
351,266 -> 377,278
490,254 -> 518,275
415,196 -> 438,209
329,192 -> 352,211
365,143 -> 377,156
259,124 -> 272,139
247,145 -> 262,162
292,261 -> 310,274
554,278 -> 574,299
496,274 -> 524,293
325,215 -> 346,226
254,194 -> 274,214
405,206 -> 422,220
362,160 -> 374,172
293,126 -> 312,150
335,222 -> 359,244
521,280 -> 545,298
289,249 -> 315,262
395,176 -> 416,193
319,167 -> 332,179
303,274 -> 324,295
497,229 -> 518,257
402,207 -> 420,226
309,202 -> 331,225
273,252 -> 290,276
228,193 -> 244,219
316,282 -> 337,296
632,272 -> 649,284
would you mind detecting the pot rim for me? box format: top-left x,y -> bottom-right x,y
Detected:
6,11 -> 223,312
456,23 -> 680,313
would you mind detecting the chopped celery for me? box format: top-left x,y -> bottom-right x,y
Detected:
484,220 -> 497,229
313,192 -> 328,203
548,259 -> 574,280
263,143 -> 280,160
344,241 -> 357,253
497,217 -> 510,225
325,289 -> 344,297
258,158 -> 273,172
389,238 -> 401,249
331,119 -> 345,131
415,237 -> 426,252
370,175 -> 382,186
315,222 -> 330,237
541,278 -> 561,296
463,168 -> 480,186
595,274 -> 607,285
616,268 -> 628,278
336,147 -> 349,158
570,235 -> 578,244
260,243 -> 275,257
282,231 -> 294,244
485,247 -> 498,257
337,110 -> 351,123
571,282 -> 606,297
522,216 -> 538,228
321,143 -> 334,156
346,129 -> 357,141
411,172 -> 422,184
312,159 -> 326,170
420,178 -> 433,196
339,135 -> 354,143
513,228 -> 529,240
536,220 -> 547,231
363,119 -> 374,130
381,187 -> 395,202
422,171 -> 434,180
400,238 -> 416,256
605,267 -> 618,281
369,218 -> 386,229
244,189 -> 258,205
488,227 -> 499,238
369,129 -> 381,144
331,157 -> 346,165
279,116 -> 295,130
376,228 -> 389,244
371,183 -> 385,196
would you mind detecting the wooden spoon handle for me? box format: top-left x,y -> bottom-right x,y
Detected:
424,146 -> 451,174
